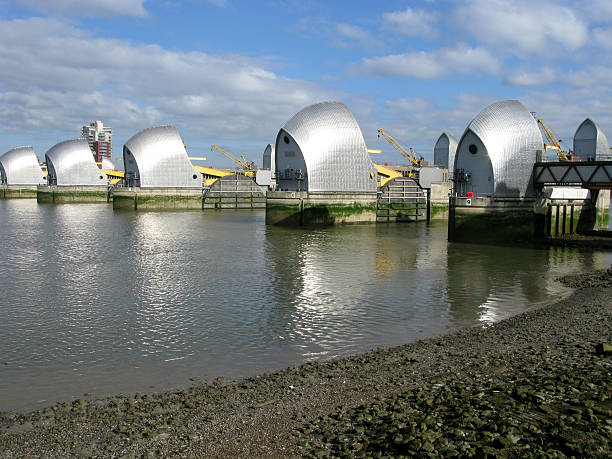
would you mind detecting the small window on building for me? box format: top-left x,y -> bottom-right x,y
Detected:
469,144 -> 478,154
193,174 -> 198,179
283,136 -> 290,144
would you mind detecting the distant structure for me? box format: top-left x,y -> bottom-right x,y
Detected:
573,118 -> 610,161
454,100 -> 542,198
45,138 -> 107,186
433,132 -> 458,172
82,120 -> 112,162
123,125 -> 200,188
274,101 -> 376,192
0,146 -> 45,185
262,144 -> 275,173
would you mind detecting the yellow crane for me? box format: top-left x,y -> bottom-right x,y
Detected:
377,129 -> 422,166
210,144 -> 257,176
409,147 -> 424,166
537,118 -> 570,161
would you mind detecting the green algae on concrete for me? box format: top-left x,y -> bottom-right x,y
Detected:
429,203 -> 449,220
449,195 -> 606,244
112,187 -> 203,210
36,186 -> 108,203
595,205 -> 609,230
1,186 -> 38,199
36,190 -> 54,203
450,210 -> 535,243
51,191 -> 108,203
302,202 -> 377,226
449,197 -> 537,244
265,201 -> 302,226
266,191 -> 377,226
376,202 -> 426,223
135,194 -> 201,210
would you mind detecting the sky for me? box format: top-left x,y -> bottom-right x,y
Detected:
0,0 -> 611,168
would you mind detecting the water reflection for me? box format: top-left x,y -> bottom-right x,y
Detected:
446,242 -> 610,327
1,200 -> 610,412
265,223 -> 452,360
265,226 -> 380,359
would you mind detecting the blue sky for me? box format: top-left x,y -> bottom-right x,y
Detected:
0,0 -> 610,168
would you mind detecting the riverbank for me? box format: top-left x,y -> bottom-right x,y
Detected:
1,269 -> 610,457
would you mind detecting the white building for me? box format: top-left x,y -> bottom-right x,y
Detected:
82,120 -> 113,162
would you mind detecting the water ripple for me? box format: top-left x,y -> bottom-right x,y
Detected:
0,201 -> 609,411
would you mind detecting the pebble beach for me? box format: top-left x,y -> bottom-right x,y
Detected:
1,268 -> 610,457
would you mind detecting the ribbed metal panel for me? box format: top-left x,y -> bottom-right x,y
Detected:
456,100 -> 542,197
123,125 -> 200,188
262,144 -> 275,172
573,118 -> 610,160
0,146 -> 45,185
45,139 -> 106,186
276,101 -> 377,192
433,132 -> 458,170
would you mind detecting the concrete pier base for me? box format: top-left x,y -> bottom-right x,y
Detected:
449,197 -> 537,244
1,185 -> 38,199
266,191 -> 377,226
37,185 -> 109,203
112,187 -> 203,210
449,193 -> 608,244
428,182 -> 452,220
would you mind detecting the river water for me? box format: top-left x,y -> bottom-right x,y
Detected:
0,200 -> 610,412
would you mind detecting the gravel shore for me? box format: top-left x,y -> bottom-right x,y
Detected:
1,269 -> 610,458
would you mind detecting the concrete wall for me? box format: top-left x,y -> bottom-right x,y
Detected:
449,197 -> 537,244
266,191 -> 377,226
449,194 -> 605,244
1,185 -> 38,199
112,187 -> 202,210
429,182 -> 452,220
37,185 -> 109,203
595,189 -> 610,230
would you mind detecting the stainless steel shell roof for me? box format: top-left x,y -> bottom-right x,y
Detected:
123,125 -> 200,188
45,138 -> 106,186
458,100 -> 542,197
277,101 -> 376,192
574,118 -> 610,160
434,132 -> 458,169
0,146 -> 45,185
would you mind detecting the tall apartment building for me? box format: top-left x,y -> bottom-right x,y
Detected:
82,120 -> 112,162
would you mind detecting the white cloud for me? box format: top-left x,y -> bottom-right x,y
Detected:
564,65 -> 612,89
0,17 -> 337,159
503,67 -> 558,87
581,0 -> 612,22
593,28 -> 612,50
362,93 -> 502,162
521,88 -> 612,148
293,18 -> 382,50
336,23 -> 369,41
358,45 -> 501,79
453,0 -> 589,57
10,0 -> 147,17
377,88 -> 612,163
382,7 -> 438,39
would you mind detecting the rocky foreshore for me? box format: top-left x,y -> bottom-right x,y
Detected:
1,269 -> 611,458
